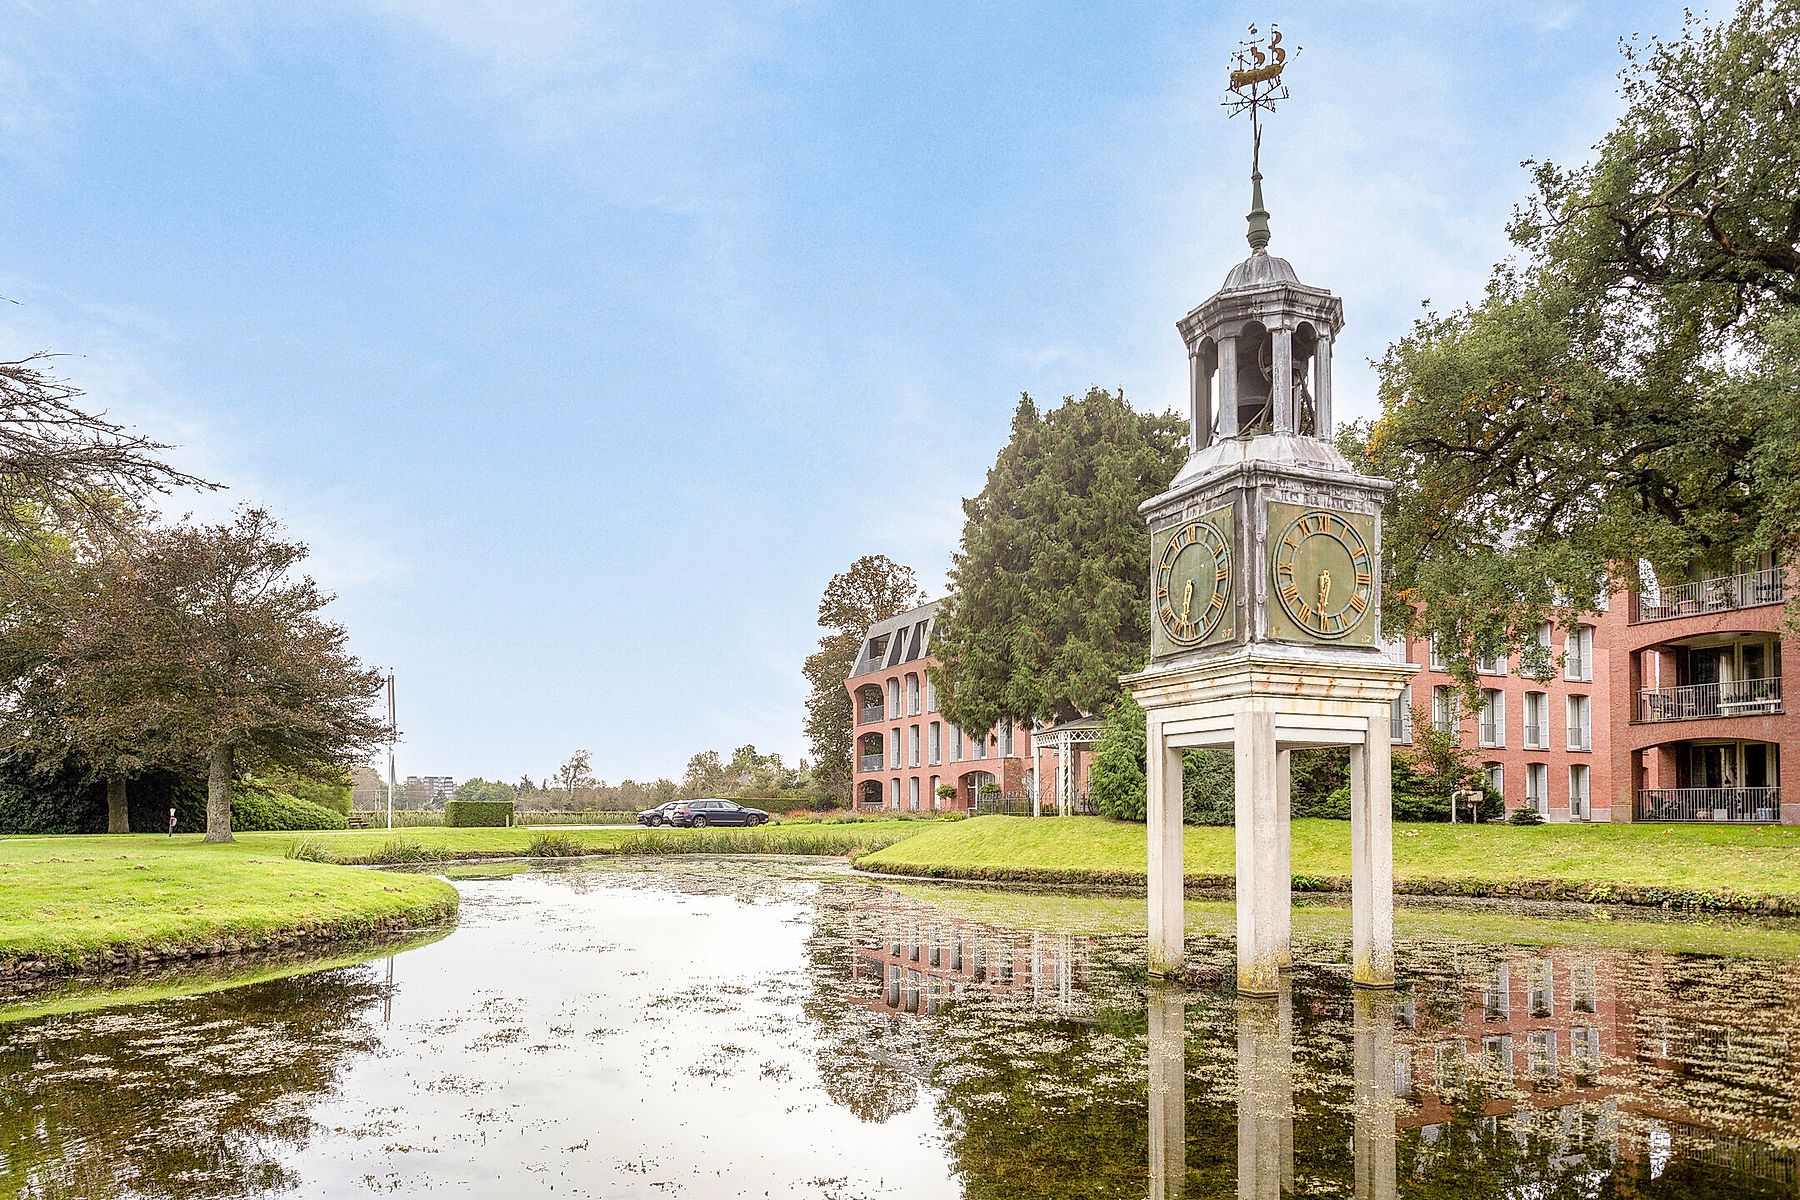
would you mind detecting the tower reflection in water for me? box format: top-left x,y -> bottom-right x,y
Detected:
1148,982 -> 1399,1200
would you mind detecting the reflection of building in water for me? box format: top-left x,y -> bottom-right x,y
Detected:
849,895 -> 1091,1020
1392,949 -> 1800,1193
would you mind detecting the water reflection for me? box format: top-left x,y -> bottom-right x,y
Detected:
2,862 -> 1797,1199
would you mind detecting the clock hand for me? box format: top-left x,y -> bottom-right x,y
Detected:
1180,579 -> 1195,623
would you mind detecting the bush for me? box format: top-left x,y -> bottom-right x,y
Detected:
284,838 -> 337,863
444,799 -> 515,827
365,837 -> 449,864
525,831 -> 585,857
1508,806 -> 1546,825
229,789 -> 348,831
1089,697 -> 1235,825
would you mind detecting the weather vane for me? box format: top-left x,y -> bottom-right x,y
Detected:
1224,24 -> 1296,253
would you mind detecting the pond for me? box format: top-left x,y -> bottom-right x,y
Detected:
2,857 -> 1797,1198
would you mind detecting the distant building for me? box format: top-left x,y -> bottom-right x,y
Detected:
404,775 -> 457,805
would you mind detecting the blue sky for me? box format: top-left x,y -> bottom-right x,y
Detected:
0,1 -> 1693,784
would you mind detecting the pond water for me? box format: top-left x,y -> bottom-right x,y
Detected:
2,857 -> 1797,1199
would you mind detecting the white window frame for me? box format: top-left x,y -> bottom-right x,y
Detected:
949,726 -> 963,762
1566,694 -> 1591,752
1429,636 -> 1448,671
1564,626 -> 1594,683
1391,688 -> 1414,744
928,722 -> 941,766
999,723 -> 1014,757
1476,651 -> 1507,676
1478,689 -> 1505,748
1483,762 -> 1504,801
1569,764 -> 1590,820
907,724 -> 920,768
1523,691 -> 1549,750
1432,685 -> 1458,732
1526,763 -> 1548,815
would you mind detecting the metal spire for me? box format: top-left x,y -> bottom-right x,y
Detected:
1224,24 -> 1296,255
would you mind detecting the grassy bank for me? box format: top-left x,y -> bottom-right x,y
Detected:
855,816 -> 1800,913
0,835 -> 459,978
238,820 -> 926,864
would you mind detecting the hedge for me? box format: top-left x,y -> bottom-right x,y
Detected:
444,799 -> 515,827
228,790 -> 348,832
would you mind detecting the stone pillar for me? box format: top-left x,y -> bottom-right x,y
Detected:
1059,728 -> 1072,816
1148,983 -> 1186,1200
1352,989 -> 1399,1200
1313,332 -> 1334,439
1270,324 -> 1294,434
1235,988 -> 1291,1200
1234,708 -> 1281,995
1217,334 -> 1240,439
1189,347 -> 1210,453
1350,704 -> 1396,987
1275,747 -> 1293,969
1147,717 -> 1185,978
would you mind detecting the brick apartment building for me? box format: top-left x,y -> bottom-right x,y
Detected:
850,559 -> 1792,823
844,600 -> 1035,813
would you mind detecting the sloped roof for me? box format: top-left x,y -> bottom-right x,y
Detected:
847,598 -> 941,681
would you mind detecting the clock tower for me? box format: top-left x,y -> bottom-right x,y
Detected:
1124,26 -> 1416,995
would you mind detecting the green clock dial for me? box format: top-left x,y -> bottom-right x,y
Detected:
1155,519 -> 1231,647
1270,509 -> 1374,640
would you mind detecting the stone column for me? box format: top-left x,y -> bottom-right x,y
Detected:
1350,704 -> 1396,987
1270,324 -> 1294,434
1352,989 -> 1399,1200
1235,707 -> 1281,995
1235,988 -> 1291,1200
1148,983 -> 1186,1200
1217,334 -> 1240,439
1275,747 -> 1293,969
1147,717 -> 1185,978
1313,332 -> 1334,439
1189,347 -> 1209,453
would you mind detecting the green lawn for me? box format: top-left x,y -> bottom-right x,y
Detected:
856,816 -> 1800,911
0,834 -> 459,973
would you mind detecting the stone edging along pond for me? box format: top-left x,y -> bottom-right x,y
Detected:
847,859 -> 1800,916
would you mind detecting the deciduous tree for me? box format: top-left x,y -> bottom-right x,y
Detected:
932,389 -> 1185,731
1357,0 -> 1800,676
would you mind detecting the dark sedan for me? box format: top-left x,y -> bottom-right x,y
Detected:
667,799 -> 770,828
636,801 -> 683,827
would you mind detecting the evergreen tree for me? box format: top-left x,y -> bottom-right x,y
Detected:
933,389 -> 1185,732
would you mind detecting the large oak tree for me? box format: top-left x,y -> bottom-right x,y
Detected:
1358,0 -> 1800,674
801,555 -> 923,799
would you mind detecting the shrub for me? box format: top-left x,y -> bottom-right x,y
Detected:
525,831 -> 585,857
230,790 -> 348,831
284,838 -> 337,863
1508,807 -> 1545,826
444,799 -> 515,827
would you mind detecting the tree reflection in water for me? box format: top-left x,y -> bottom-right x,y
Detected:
0,964 -> 388,1200
823,886 -> 1800,1200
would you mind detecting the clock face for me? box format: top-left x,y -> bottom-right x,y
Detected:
1270,509 -> 1375,640
1154,518 -> 1232,647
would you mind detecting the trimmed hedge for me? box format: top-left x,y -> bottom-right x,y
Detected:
444,799 -> 515,827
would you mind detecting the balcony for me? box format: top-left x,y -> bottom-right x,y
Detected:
1637,677 -> 1784,722
1635,786 -> 1781,823
1523,723 -> 1548,750
858,703 -> 885,724
858,753 -> 885,772
1632,568 -> 1785,623
1477,721 -> 1501,748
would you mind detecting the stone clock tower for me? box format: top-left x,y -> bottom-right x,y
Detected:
1124,27 -> 1416,995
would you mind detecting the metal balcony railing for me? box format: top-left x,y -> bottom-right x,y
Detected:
1478,721 -> 1501,747
1523,723 -> 1548,749
1567,726 -> 1591,752
1632,568 -> 1786,623
1637,677 -> 1783,722
1635,786 -> 1781,822
858,753 -> 885,772
858,704 -> 885,724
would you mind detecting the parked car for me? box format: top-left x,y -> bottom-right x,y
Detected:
636,801 -> 683,827
667,798 -> 770,828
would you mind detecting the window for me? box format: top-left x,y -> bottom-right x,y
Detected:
1477,651 -> 1507,676
1565,626 -> 1594,682
999,723 -> 1014,756
949,726 -> 963,762
1429,636 -> 1448,670
1526,763 -> 1548,816
1432,685 -> 1458,732
1566,695 -> 1591,751
908,778 -> 920,812
889,778 -> 901,809
1526,1030 -> 1558,1081
1571,962 -> 1597,1014
905,674 -> 921,716
1571,1026 -> 1601,1075
1483,762 -> 1504,803
925,677 -> 936,712
1569,764 -> 1590,820
1523,691 -> 1549,749
889,728 -> 901,765
1483,964 -> 1510,1019
908,725 -> 920,768
1478,689 -> 1505,748
1482,1034 -> 1515,1075
1390,688 -> 1413,743
1528,958 -> 1555,1016
929,775 -> 940,810
968,729 -> 987,760
928,722 -> 941,765
886,678 -> 900,714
